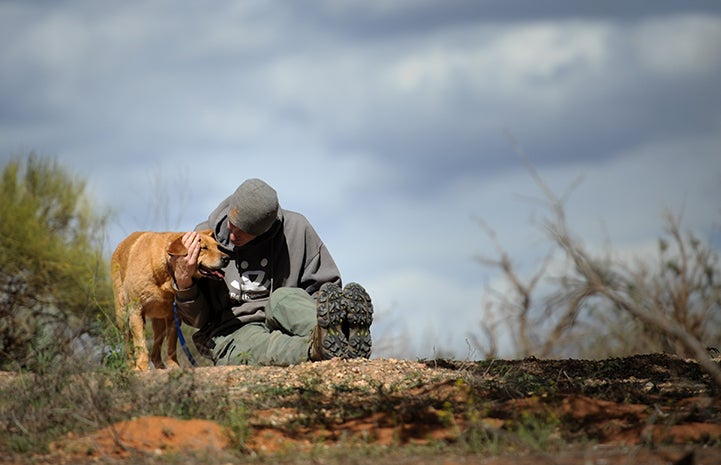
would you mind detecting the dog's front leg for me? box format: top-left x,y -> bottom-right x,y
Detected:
165,317 -> 180,368
150,318 -> 167,369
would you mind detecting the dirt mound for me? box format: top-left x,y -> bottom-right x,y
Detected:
51,416 -> 228,459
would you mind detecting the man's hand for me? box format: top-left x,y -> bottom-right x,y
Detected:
171,231 -> 202,290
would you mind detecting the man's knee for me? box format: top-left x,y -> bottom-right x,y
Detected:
269,287 -> 314,313
271,287 -> 310,302
267,287 -> 317,335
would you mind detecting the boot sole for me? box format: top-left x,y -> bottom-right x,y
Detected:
343,282 -> 373,359
316,282 -> 348,359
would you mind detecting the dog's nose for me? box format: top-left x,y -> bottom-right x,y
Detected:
221,255 -> 230,267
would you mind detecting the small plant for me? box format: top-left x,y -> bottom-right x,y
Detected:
511,410 -> 561,452
460,422 -> 502,455
225,405 -> 251,453
97,307 -> 130,372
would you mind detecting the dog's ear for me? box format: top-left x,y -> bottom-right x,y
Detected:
167,235 -> 188,256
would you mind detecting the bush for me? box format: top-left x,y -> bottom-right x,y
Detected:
0,153 -> 114,371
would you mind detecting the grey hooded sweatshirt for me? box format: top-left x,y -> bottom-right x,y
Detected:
174,196 -> 342,354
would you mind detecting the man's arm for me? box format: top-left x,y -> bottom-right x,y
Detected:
170,231 -> 212,328
171,231 -> 201,290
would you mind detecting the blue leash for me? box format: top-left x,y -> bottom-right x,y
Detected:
173,301 -> 198,367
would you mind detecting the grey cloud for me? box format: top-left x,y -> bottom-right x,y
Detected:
284,1 -> 721,40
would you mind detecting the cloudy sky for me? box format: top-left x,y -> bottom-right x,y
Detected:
2,1 -> 720,359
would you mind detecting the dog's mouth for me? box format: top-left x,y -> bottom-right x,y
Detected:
198,265 -> 225,281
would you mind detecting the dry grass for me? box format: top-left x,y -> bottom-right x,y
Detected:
1,354 -> 720,464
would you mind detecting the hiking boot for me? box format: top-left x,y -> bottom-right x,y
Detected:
342,282 -> 373,359
309,282 -> 348,361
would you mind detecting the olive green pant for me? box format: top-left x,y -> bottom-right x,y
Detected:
211,288 -> 317,366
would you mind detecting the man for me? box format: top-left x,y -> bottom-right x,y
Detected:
171,178 -> 373,365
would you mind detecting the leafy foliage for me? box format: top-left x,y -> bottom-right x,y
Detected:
0,154 -> 113,370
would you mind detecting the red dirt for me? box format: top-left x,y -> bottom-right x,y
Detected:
51,416 -> 228,459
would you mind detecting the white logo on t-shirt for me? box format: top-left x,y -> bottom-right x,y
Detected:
236,258 -> 271,300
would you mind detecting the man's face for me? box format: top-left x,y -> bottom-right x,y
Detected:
228,220 -> 257,247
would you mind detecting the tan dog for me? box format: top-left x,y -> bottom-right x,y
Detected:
111,230 -> 229,370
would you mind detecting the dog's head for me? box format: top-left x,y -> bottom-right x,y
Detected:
167,230 -> 230,280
